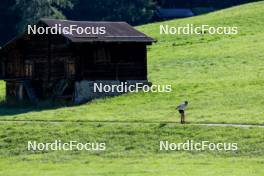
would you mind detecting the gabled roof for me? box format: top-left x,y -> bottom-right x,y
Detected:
1,19 -> 155,52
40,19 -> 155,43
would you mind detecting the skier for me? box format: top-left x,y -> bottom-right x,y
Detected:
177,101 -> 188,124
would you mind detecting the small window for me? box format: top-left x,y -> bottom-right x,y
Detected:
25,61 -> 33,78
66,62 -> 75,78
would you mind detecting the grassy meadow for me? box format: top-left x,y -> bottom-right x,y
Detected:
0,1 -> 264,175
0,122 -> 264,176
0,2 -> 264,124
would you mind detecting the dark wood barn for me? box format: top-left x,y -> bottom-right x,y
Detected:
0,19 -> 154,103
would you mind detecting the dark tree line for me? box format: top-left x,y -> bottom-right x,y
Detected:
0,0 -> 75,45
0,0 -> 262,46
0,0 -> 155,46
65,0 -> 155,26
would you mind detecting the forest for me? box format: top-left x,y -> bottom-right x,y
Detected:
0,0 -> 261,46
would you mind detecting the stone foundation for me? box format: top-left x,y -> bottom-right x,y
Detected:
74,80 -> 149,104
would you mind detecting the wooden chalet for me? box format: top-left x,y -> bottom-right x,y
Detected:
0,19 -> 154,103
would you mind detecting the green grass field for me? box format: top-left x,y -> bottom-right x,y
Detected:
1,2 -> 264,124
0,2 -> 264,175
0,122 -> 264,176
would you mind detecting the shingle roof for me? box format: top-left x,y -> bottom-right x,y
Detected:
40,19 -> 155,43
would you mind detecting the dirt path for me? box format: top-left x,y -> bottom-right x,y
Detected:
0,119 -> 263,128
194,123 -> 264,128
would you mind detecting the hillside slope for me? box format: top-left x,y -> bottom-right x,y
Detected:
1,2 -> 264,124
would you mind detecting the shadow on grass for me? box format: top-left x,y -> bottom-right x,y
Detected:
0,100 -> 76,117
0,92 -> 130,117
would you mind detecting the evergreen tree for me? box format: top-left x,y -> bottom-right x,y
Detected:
14,0 -> 74,32
66,0 -> 155,25
0,0 -> 17,45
